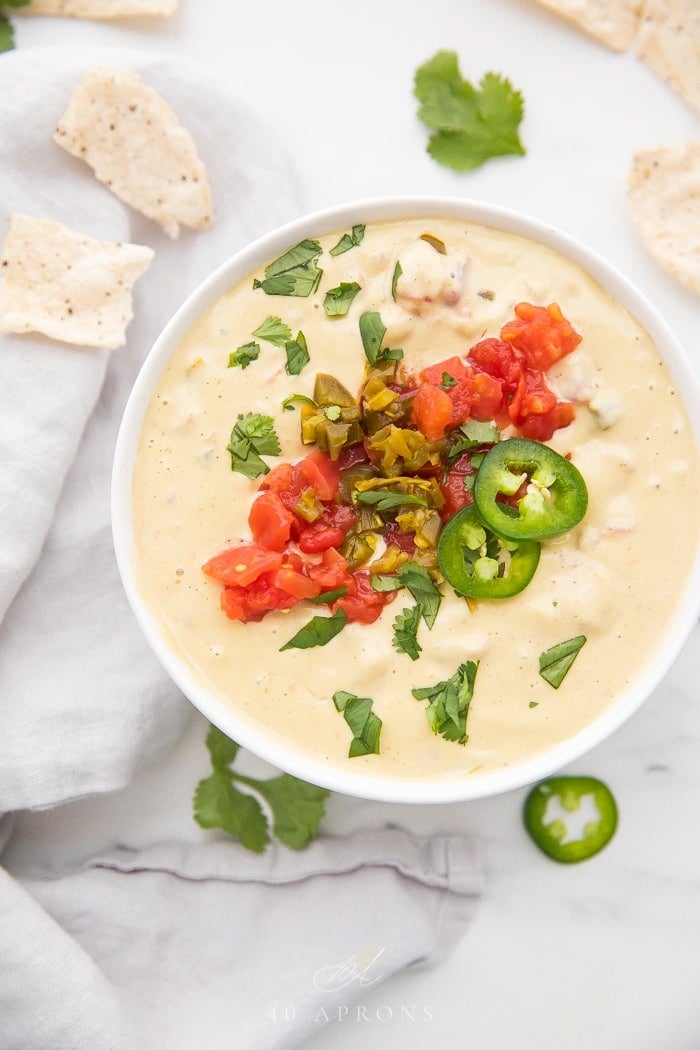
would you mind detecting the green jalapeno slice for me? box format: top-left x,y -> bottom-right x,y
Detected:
437,503 -> 541,599
523,775 -> 618,863
473,437 -> 588,541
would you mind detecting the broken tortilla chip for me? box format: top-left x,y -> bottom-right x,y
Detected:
636,0 -> 700,114
20,0 -> 177,17
628,142 -> 700,295
54,67 -> 213,238
0,214 -> 154,349
529,0 -> 642,51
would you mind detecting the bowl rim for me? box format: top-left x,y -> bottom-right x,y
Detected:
112,194 -> 700,804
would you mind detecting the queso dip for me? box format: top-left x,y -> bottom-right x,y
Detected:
131,218 -> 700,782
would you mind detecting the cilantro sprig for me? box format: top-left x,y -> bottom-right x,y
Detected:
412,660 -> 479,745
280,608 -> 348,651
414,51 -> 525,172
359,311 -> 403,366
0,0 -> 28,53
227,413 -> 280,479
372,562 -> 443,658
253,239 -> 323,297
539,635 -> 587,689
329,224 -> 365,257
333,690 -> 382,757
193,725 -> 329,852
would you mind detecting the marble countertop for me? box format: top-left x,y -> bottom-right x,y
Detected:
5,1 -> 700,1046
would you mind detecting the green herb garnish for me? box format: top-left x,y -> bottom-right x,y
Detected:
441,372 -> 457,389
412,661 -> 479,745
252,315 -> 293,346
193,725 -> 329,852
280,608 -> 348,651
284,331 -> 310,376
392,605 -> 423,661
447,420 -> 501,461
308,586 -> 348,605
354,489 -> 428,513
414,51 -> 525,172
253,239 -> 323,297
228,341 -> 260,370
323,281 -> 361,317
227,413 -> 281,479
0,0 -> 29,52
329,224 -> 365,256
539,635 -> 587,689
332,690 -> 382,757
358,311 -> 403,366
391,261 -> 402,301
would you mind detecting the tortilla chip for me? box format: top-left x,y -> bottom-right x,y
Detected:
54,67 -> 213,238
21,0 -> 177,17
628,142 -> 700,295
0,214 -> 154,349
529,0 -> 642,51
636,0 -> 700,114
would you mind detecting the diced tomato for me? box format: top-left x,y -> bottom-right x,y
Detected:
420,355 -> 472,388
383,521 -> 417,553
202,545 -> 283,587
411,382 -> 454,440
336,443 -> 371,473
469,371 -> 505,421
440,452 -> 477,520
220,574 -> 298,622
518,401 -> 576,441
297,525 -> 346,554
500,302 -> 581,372
300,450 -> 340,501
260,461 -> 306,514
271,566 -> 322,600
508,369 -> 557,425
248,491 -> 294,552
332,570 -> 396,625
305,547 -> 350,589
468,338 -> 525,391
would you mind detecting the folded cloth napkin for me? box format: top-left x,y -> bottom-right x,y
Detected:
0,46 -> 483,1050
1,830 -> 483,1049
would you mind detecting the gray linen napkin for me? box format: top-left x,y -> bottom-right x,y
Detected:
0,46 -> 483,1050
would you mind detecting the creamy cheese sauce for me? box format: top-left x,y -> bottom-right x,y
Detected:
131,218 -> 700,782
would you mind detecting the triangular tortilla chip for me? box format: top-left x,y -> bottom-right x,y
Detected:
0,214 -> 154,349
54,67 -> 213,238
20,0 -> 177,17
528,0 -> 642,51
628,142 -> 700,295
636,0 -> 700,114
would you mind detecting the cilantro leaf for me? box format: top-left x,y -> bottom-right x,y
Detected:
391,261 -> 402,302
329,224 -> 365,256
414,51 -> 525,172
359,311 -> 403,366
228,341 -> 260,369
392,605 -> 422,661
354,489 -> 428,513
323,281 -> 361,318
247,774 -> 329,849
284,331 -> 310,376
194,769 -> 270,852
279,608 -> 348,651
253,239 -> 323,297
333,690 -> 382,757
397,562 -> 442,629
227,413 -> 281,479
252,316 -> 293,347
194,725 -> 329,852
0,13 -> 15,52
447,420 -> 501,461
412,660 -> 479,745
308,586 -> 348,605
539,635 -> 587,689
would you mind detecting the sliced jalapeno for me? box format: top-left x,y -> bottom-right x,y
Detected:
474,437 -> 587,541
523,775 -> 618,864
437,503 -> 540,599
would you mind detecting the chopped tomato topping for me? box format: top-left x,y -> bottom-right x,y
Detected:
440,452 -> 477,520
272,566 -> 322,600
411,382 -> 454,440
297,525 -> 347,554
420,355 -> 472,388
305,547 -> 350,589
500,302 -> 581,371
300,449 -> 340,501
202,545 -> 283,587
332,570 -> 396,624
220,575 -> 298,622
248,491 -> 294,552
519,401 -> 576,441
468,337 -> 525,390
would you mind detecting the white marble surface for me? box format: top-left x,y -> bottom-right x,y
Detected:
5,0 -> 700,1046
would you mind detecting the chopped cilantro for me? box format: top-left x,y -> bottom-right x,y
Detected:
354,489 -> 428,513
371,561 -> 442,631
323,281 -> 361,317
333,690 -> 382,757
228,341 -> 260,370
414,51 -> 525,172
392,605 -> 423,661
391,261 -> 402,301
193,725 -> 329,851
441,371 -> 457,389
358,311 -> 404,366
0,0 -> 28,53
539,635 -> 587,689
253,239 -> 323,297
280,608 -> 348,651
252,315 -> 292,347
412,661 -> 479,745
227,413 -> 281,479
284,331 -> 310,376
329,224 -> 365,256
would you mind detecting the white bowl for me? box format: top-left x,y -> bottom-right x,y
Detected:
112,196 -> 700,804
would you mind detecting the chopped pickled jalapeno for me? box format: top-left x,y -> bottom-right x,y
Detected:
473,437 -> 588,541
523,776 -> 618,863
437,503 -> 540,599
